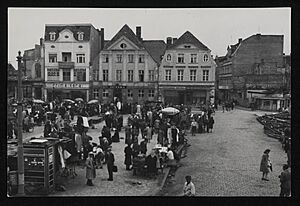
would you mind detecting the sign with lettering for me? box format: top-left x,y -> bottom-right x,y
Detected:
46,83 -> 89,89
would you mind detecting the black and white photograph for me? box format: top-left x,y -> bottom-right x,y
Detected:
6,7 -> 291,197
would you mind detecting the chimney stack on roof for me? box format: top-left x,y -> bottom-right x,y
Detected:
136,26 -> 142,40
166,37 -> 172,45
100,28 -> 104,50
238,38 -> 242,43
40,38 -> 44,46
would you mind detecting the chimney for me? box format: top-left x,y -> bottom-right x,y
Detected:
100,28 -> 104,50
166,37 -> 172,45
136,26 -> 141,40
173,38 -> 177,43
238,38 -> 242,43
40,38 -> 44,46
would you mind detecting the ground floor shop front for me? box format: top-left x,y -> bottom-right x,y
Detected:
44,82 -> 90,102
7,80 -> 44,100
160,86 -> 215,106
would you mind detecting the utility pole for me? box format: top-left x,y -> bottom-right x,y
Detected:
17,51 -> 24,195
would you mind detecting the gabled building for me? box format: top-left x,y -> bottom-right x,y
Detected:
43,24 -> 103,101
159,31 -> 216,105
215,34 -> 287,108
94,24 -> 166,104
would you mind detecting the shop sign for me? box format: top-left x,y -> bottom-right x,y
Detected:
46,83 -> 89,89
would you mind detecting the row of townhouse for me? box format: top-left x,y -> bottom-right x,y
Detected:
9,23 -> 216,105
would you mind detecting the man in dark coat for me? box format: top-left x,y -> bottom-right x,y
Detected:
106,147 -> 115,181
124,144 -> 133,170
125,125 -> 132,145
140,139 -> 148,155
279,164 -> 291,197
207,116 -> 215,133
44,120 -> 52,137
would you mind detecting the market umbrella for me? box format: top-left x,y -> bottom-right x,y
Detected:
63,99 -> 75,104
87,99 -> 99,104
161,107 -> 180,115
75,98 -> 84,102
32,99 -> 45,104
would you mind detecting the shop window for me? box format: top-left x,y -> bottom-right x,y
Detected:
103,70 -> 108,81
128,70 -> 133,82
138,90 -> 144,98
139,70 -> 144,82
49,54 -> 57,63
74,69 -> 86,81
93,89 -> 99,99
63,69 -> 71,81
148,89 -> 155,97
128,89 -> 133,98
103,89 -> 109,98
263,101 -> 270,107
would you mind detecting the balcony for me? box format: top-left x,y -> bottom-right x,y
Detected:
58,61 -> 75,69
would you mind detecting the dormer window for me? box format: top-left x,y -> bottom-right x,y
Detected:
49,32 -> 56,41
77,32 -> 84,41
184,45 -> 191,48
167,54 -> 172,61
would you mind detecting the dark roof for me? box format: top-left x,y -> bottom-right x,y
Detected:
103,24 -> 144,50
167,31 -> 210,51
7,63 -> 17,77
44,24 -> 92,41
143,40 -> 166,65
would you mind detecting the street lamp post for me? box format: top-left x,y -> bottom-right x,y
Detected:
17,51 -> 25,195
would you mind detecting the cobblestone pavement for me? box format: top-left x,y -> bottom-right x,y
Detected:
159,108 -> 287,196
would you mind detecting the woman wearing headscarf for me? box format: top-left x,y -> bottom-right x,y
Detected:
260,149 -> 272,181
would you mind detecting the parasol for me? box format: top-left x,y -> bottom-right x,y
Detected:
161,107 -> 180,115
32,99 -> 45,104
87,99 -> 99,104
63,99 -> 75,103
75,98 -> 84,102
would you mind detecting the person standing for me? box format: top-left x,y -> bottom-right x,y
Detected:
106,147 -> 115,181
183,175 -> 196,196
279,164 -> 291,197
140,139 -> 148,155
124,144 -> 133,170
207,116 -> 215,133
260,149 -> 272,181
85,152 -> 96,186
191,119 -> 197,136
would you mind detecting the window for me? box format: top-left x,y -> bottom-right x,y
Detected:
203,54 -> 209,62
93,89 -> 99,99
116,70 -> 122,81
165,70 -> 171,81
190,54 -> 197,63
63,69 -> 71,81
148,89 -> 155,97
139,54 -> 145,63
49,32 -> 56,41
184,45 -> 191,48
139,70 -> 144,82
74,69 -> 86,81
138,90 -> 144,98
102,54 -> 109,63
47,68 -> 59,81
203,70 -> 209,81
76,54 -> 85,63
103,89 -> 109,98
120,43 -> 127,49
149,70 -> 155,81
167,54 -> 172,61
128,70 -> 133,82
177,70 -> 184,81
103,70 -> 108,81
127,89 -> 133,98
35,63 -> 41,78
190,70 -> 196,81
49,54 -> 57,63
62,52 -> 71,62
116,54 -> 122,63
128,54 -> 134,63
93,69 -> 99,81
178,54 -> 184,63
77,32 -> 84,41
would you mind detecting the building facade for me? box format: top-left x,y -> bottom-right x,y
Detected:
93,25 -> 166,104
159,31 -> 216,105
43,24 -> 103,101
215,34 -> 286,107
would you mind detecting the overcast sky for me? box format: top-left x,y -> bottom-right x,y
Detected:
8,8 -> 291,68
